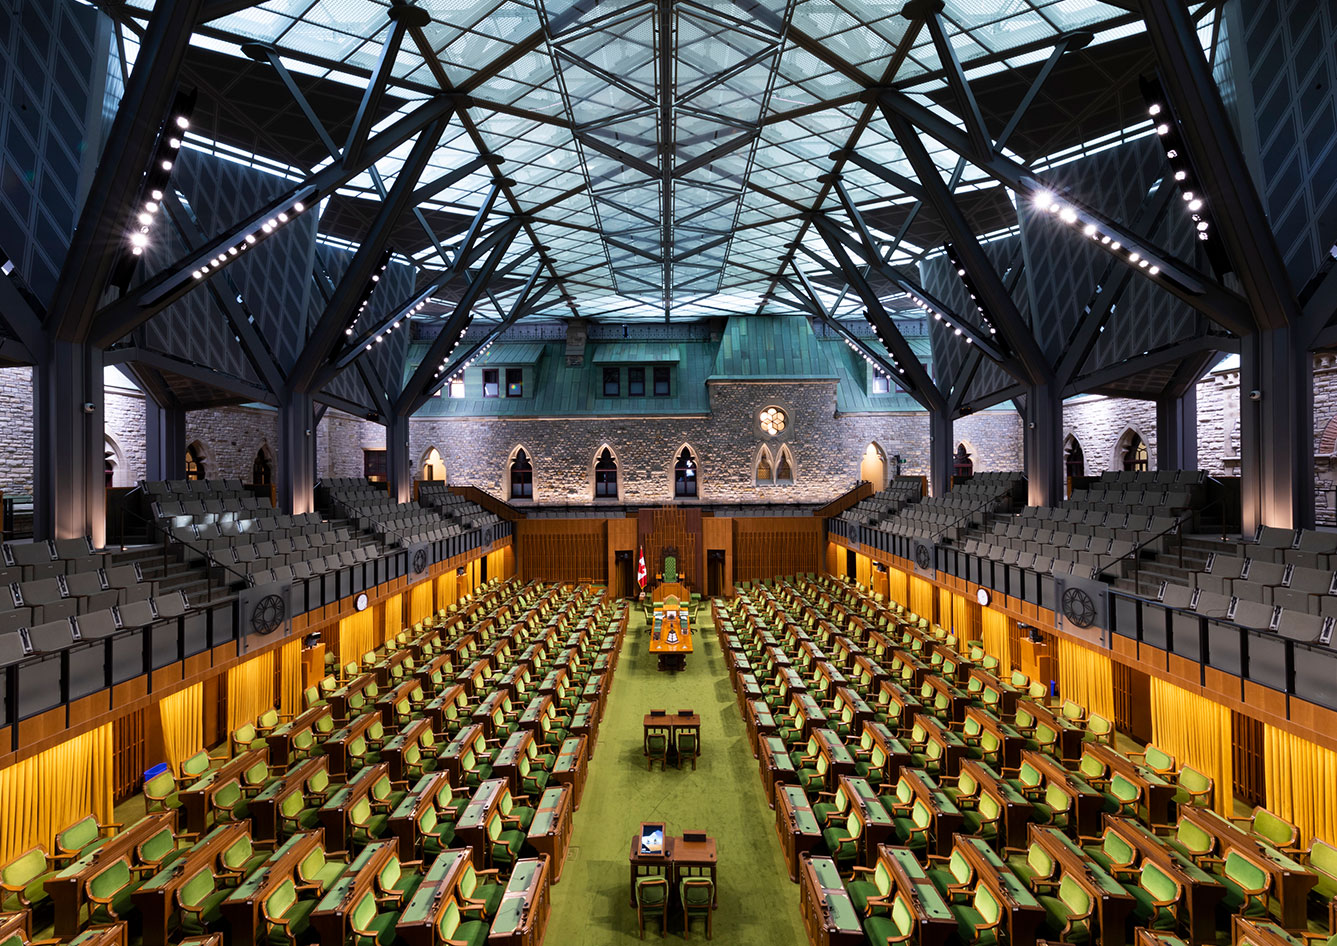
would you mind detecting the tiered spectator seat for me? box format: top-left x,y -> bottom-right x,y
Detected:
851,473 -> 1025,542
325,480 -> 502,548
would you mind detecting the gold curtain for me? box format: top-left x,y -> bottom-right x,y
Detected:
436,572 -> 456,614
1056,638 -> 1113,720
278,639 -> 302,720
158,684 -> 203,775
0,725 -> 113,864
381,594 -> 403,646
226,650 -> 275,733
409,580 -> 434,626
338,608 -> 376,670
1264,725 -> 1337,846
980,608 -> 1012,674
855,554 -> 872,589
909,577 -> 935,624
886,568 -> 908,609
1149,678 -> 1234,816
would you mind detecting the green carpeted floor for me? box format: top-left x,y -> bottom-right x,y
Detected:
546,607 -> 807,943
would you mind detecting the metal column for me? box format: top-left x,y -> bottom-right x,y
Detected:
33,342 -> 105,544
1238,328 -> 1314,532
1023,384 -> 1064,508
278,391 -> 316,516
385,412 -> 412,505
146,399 -> 187,482
929,410 -> 954,498
1156,387 -> 1198,473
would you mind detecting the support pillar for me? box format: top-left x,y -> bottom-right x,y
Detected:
145,399 -> 186,482
1239,328 -> 1313,532
929,410 -> 954,498
1023,384 -> 1064,508
1156,386 -> 1198,472
386,412 -> 412,504
278,391 -> 316,515
33,341 -> 105,545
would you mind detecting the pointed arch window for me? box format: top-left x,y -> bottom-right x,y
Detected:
674,448 -> 697,497
510,449 -> 533,499
594,448 -> 618,498
252,448 -> 273,485
185,443 -> 206,481
953,444 -> 974,478
1121,432 -> 1148,472
775,446 -> 794,484
1064,438 -> 1085,480
755,447 -> 773,485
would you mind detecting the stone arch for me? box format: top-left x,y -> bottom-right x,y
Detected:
672,443 -> 701,499
590,443 -> 621,501
1063,434 -> 1086,480
775,444 -> 796,485
1317,418 -> 1337,456
860,442 -> 888,489
420,445 -> 447,482
507,445 -> 534,500
1114,427 -> 1150,472
754,444 -> 775,486
251,442 -> 275,486
103,434 -> 127,488
954,441 -> 975,478
185,440 -> 209,481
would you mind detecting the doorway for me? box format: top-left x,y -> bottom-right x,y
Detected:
845,548 -> 856,581
614,550 -> 635,599
707,550 -> 725,597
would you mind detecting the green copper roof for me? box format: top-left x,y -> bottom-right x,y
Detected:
709,317 -> 840,381
591,343 -> 680,364
478,343 -> 546,365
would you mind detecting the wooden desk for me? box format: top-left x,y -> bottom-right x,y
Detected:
64,924 -> 127,946
798,854 -> 863,946
775,784 -> 824,882
911,713 -> 970,779
488,856 -> 551,946
1103,815 -> 1227,945
857,720 -> 913,786
132,822 -> 247,946
380,717 -> 433,784
516,694 -> 554,735
875,680 -> 922,735
649,609 -> 693,671
959,759 -> 1033,850
250,756 -> 327,842
806,729 -> 857,789
440,723 -> 487,786
317,763 -> 389,855
835,775 -> 894,866
387,773 -> 450,861
954,836 -> 1044,945
308,839 -> 398,944
760,735 -> 799,805
1017,700 -> 1084,763
328,672 -> 376,721
179,747 -> 268,836
1030,824 -> 1135,946
964,706 -> 1026,771
0,912 -> 28,943
321,709 -> 381,780
878,844 -> 956,946
898,768 -> 963,857
669,834 -> 717,907
395,850 -> 472,946
491,730 -> 538,797
1023,749 -> 1106,839
967,668 -> 1020,718
569,700 -> 600,753
1230,916 -> 1308,946
455,779 -> 509,869
745,699 -> 777,756
220,830 -> 324,945
266,704 -> 332,770
372,649 -> 411,687
551,735 -> 589,809
527,785 -> 573,884
1084,742 -> 1176,827
48,812 -> 176,938
1179,806 -> 1317,930
789,693 -> 830,742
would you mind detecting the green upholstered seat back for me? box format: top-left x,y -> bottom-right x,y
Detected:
949,849 -> 971,885
459,865 -> 477,899
350,796 -> 372,826
1178,765 -> 1211,794
351,889 -> 378,932
1110,774 -> 1140,804
280,790 -> 304,818
875,861 -> 893,895
681,879 -> 712,905
222,835 -> 253,869
1176,819 -> 1213,856
145,770 -> 176,801
1143,745 -> 1174,770
1028,842 -> 1055,880
1087,714 -> 1112,737
911,801 -> 932,829
636,877 -> 667,905
299,847 -> 326,881
1058,875 -> 1090,914
1079,754 -> 1105,782
1252,808 -> 1298,848
1311,840 -> 1337,881
891,895 -> 914,933
59,815 -> 100,853
139,826 -> 176,863
2,847 -> 47,887
1224,851 -> 1269,892
1141,862 -> 1179,903
975,884 -> 1001,924
89,859 -> 130,899
1061,701 -> 1084,721
234,723 -> 257,745
978,791 -> 1001,820
180,867 -> 214,907
1103,830 -> 1135,867
258,708 -> 279,730
1044,782 -> 1071,814
215,780 -> 242,809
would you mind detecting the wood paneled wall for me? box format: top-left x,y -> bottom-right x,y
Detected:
733,517 -> 821,580
638,507 -> 702,588
516,519 -> 608,583
702,517 -> 733,597
607,517 -> 638,599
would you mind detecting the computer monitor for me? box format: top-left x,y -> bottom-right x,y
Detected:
639,822 -> 665,856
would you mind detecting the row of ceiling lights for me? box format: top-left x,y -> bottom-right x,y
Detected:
188,197 -> 307,281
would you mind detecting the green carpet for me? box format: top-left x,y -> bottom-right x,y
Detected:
546,606 -> 807,943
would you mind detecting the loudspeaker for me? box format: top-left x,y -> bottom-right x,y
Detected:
614,550 -> 632,563
707,550 -> 725,563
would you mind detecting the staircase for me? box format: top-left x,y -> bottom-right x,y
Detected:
109,544 -> 231,605
1106,534 -> 1239,598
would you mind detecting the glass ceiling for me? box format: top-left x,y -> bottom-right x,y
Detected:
111,0 -> 1147,323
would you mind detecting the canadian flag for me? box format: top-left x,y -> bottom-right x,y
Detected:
637,545 -> 648,589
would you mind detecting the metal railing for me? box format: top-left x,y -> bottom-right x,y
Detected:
1093,497 -> 1232,588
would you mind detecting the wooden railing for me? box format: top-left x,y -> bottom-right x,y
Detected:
448,485 -> 527,521
813,481 -> 875,519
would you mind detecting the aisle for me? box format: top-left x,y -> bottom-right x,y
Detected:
546,606 -> 807,943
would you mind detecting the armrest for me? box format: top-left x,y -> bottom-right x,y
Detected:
100,821 -> 124,836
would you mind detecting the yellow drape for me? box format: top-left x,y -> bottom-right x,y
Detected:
338,608 -> 376,670
909,577 -> 935,624
382,594 -> 403,646
980,608 -> 1012,674
1264,725 -> 1337,846
1057,638 -> 1113,720
1149,678 -> 1234,816
0,724 -> 113,864
436,572 -> 458,614
886,568 -> 908,609
158,684 -> 203,775
855,554 -> 872,589
278,639 -> 302,720
409,580 -> 434,626
226,650 -> 275,733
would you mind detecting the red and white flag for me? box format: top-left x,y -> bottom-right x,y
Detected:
637,545 -> 648,588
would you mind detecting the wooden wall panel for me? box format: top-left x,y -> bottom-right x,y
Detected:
702,517 -> 733,597
607,517 -> 638,599
732,517 -> 821,581
516,519 -> 608,583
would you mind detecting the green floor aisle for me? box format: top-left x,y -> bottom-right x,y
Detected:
546,607 -> 807,944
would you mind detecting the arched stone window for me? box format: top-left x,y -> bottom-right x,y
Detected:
185,442 -> 206,481
421,446 -> 446,482
775,445 -> 794,484
755,446 -> 774,485
103,435 -> 125,489
860,443 -> 887,489
674,447 -> 697,497
1064,436 -> 1085,480
594,447 -> 618,499
1320,417 -> 1337,456
1118,430 -> 1149,472
509,449 -> 533,499
251,446 -> 273,486
953,443 -> 974,478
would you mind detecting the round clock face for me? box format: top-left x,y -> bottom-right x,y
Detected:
976,588 -> 990,607
355,592 -> 369,612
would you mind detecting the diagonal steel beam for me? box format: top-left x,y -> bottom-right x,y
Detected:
397,227 -> 520,415
198,0 -> 266,22
1137,0 -> 1299,333
289,114 -> 451,394
48,0 -> 204,342
0,272 -> 47,360
884,108 -> 1052,385
922,4 -> 991,161
814,218 -> 944,412
879,87 -> 1254,336
92,96 -> 456,346
160,190 -> 284,394
790,263 -> 907,387
344,6 -> 424,169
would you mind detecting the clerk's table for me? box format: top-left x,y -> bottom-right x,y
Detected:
649,606 -> 693,671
